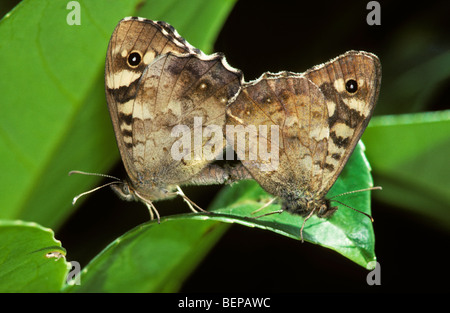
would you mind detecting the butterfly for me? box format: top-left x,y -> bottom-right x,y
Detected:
101,17 -> 246,220
226,50 -> 381,241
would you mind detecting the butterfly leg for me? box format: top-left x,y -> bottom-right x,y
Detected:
299,209 -> 316,243
175,186 -> 209,214
252,203 -> 284,219
251,197 -> 278,215
144,200 -> 161,224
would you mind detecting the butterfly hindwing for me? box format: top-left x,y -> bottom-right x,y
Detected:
131,52 -> 242,190
105,17 -> 200,186
227,74 -> 329,199
303,50 -> 381,195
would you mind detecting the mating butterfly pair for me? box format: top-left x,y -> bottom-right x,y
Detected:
79,17 -> 381,241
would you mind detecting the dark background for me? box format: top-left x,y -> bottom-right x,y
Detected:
0,0 -> 444,293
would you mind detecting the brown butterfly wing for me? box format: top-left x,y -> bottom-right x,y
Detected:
227,51 -> 381,203
131,52 -> 242,196
303,50 -> 381,195
105,17 -> 202,189
227,73 -> 330,199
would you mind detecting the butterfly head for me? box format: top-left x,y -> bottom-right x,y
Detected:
316,199 -> 338,218
281,194 -> 339,243
284,194 -> 338,219
110,177 -> 179,204
109,176 -> 169,223
110,180 -> 137,202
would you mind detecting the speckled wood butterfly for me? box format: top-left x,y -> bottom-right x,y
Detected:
102,17 -> 247,220
226,51 -> 381,240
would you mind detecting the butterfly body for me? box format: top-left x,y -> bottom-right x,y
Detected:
281,187 -> 337,218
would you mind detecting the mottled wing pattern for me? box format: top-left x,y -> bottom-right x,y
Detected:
227,50 -> 381,205
227,73 -> 330,199
303,50 -> 381,196
105,17 -> 201,188
130,52 -> 242,198
105,17 -> 242,201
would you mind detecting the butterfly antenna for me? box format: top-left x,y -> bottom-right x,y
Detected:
69,170 -> 123,205
331,199 -> 374,222
328,186 -> 382,200
68,170 -> 121,181
328,186 -> 381,222
71,181 -> 122,205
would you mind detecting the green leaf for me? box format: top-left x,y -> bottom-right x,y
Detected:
63,218 -> 228,293
363,110 -> 450,228
207,141 -> 377,268
64,141 -> 375,291
0,220 -> 69,292
0,0 -> 239,294
0,0 -> 236,229
138,0 -> 236,53
378,36 -> 450,115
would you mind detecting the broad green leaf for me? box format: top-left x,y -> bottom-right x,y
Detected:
207,141 -> 377,268
363,110 -> 450,228
138,0 -> 236,53
0,220 -> 69,292
0,0 -> 236,229
63,218 -> 228,293
64,141 -> 375,291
